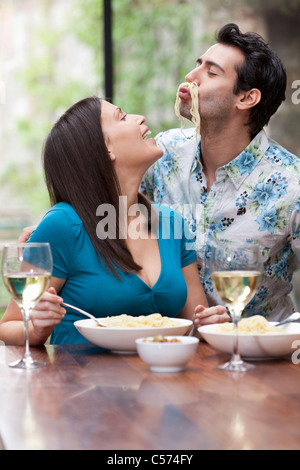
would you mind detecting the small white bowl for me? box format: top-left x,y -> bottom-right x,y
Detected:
135,336 -> 199,373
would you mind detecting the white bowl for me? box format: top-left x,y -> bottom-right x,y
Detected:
135,336 -> 199,372
198,322 -> 300,359
74,318 -> 193,353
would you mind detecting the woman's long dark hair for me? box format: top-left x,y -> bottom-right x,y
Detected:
43,96 -> 153,277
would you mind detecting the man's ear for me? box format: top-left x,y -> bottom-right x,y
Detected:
236,88 -> 261,111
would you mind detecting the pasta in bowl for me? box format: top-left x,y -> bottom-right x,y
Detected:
216,315 -> 280,335
74,313 -> 192,353
198,315 -> 300,359
94,313 -> 179,328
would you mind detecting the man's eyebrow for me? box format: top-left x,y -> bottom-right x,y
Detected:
196,57 -> 225,74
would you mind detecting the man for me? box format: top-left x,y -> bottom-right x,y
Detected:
141,23 -> 300,321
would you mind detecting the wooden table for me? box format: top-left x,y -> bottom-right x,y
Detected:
0,341 -> 300,451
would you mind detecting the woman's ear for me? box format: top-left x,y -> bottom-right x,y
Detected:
104,133 -> 116,161
236,88 -> 261,111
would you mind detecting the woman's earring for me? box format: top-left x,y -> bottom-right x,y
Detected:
108,150 -> 116,161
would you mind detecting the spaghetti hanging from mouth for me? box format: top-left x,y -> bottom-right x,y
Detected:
174,82 -> 200,138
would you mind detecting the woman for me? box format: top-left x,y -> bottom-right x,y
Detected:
0,97 -> 228,345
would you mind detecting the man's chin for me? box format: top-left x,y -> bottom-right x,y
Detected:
179,107 -> 192,121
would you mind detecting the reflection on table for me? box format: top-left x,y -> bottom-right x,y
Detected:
0,341 -> 300,450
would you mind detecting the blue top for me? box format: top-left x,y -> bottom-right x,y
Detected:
29,202 -> 197,344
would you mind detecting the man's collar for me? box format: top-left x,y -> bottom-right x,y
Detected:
222,130 -> 269,189
192,130 -> 270,190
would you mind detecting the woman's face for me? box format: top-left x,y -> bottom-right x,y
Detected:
100,100 -> 163,174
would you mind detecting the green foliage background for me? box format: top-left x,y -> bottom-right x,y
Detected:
1,0 -> 205,219
6,0 -> 299,219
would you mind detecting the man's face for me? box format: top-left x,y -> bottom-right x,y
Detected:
180,43 -> 245,123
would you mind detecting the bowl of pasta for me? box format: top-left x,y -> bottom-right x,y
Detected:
74,313 -> 193,353
135,335 -> 199,373
198,315 -> 300,359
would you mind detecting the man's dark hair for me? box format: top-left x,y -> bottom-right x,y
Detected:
217,23 -> 287,138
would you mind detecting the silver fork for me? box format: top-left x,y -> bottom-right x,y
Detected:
62,302 -> 107,327
275,312 -> 300,327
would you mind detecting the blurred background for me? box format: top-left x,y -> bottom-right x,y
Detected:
0,0 -> 300,310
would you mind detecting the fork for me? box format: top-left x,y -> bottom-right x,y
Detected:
275,312 -> 300,327
62,302 -> 107,327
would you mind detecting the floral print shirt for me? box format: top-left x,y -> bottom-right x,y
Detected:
141,128 -> 300,321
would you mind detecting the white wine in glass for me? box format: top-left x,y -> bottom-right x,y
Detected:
210,241 -> 262,372
1,243 -> 52,369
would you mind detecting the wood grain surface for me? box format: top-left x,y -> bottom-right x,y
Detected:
0,342 -> 299,450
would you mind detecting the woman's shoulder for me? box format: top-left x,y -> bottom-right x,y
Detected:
30,202 -> 83,244
43,202 -> 83,226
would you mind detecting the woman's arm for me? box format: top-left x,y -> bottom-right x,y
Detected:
180,261 -> 229,325
0,277 -> 66,346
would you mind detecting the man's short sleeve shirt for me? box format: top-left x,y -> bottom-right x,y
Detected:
141,128 -> 300,321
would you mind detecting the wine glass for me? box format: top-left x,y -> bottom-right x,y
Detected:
1,243 -> 52,369
209,240 -> 262,372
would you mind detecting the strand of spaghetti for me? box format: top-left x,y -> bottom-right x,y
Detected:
175,82 -> 200,138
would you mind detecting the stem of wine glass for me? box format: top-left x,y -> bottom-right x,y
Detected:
232,319 -> 240,362
21,308 -> 34,366
231,306 -> 242,363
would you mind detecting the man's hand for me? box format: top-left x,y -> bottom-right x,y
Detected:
194,304 -> 230,326
18,226 -> 37,243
